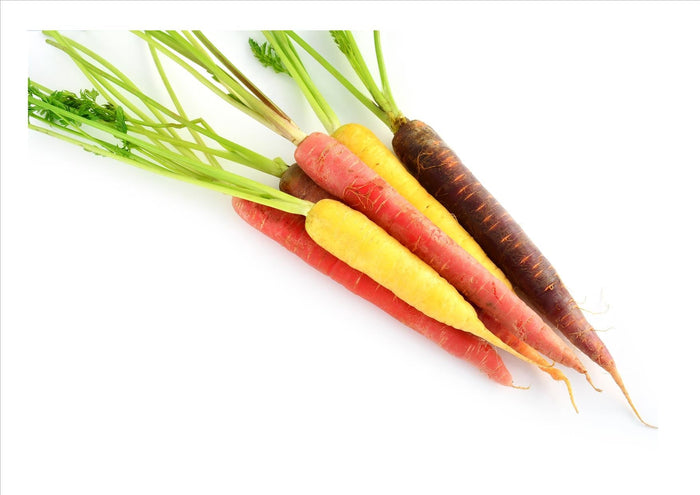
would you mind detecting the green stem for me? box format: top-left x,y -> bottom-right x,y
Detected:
149,43 -> 221,169
285,31 -> 390,129
134,31 -> 307,146
45,32 -> 213,179
29,97 -> 313,216
289,31 -> 405,132
263,31 -> 341,134
30,96 -> 296,203
373,31 -> 403,130
45,32 -> 288,178
192,30 -> 291,123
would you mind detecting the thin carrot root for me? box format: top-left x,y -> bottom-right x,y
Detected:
511,383 -> 531,391
585,372 -> 603,392
610,369 -> 657,429
546,369 -> 579,413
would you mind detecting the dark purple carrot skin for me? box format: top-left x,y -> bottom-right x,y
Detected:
392,120 -> 612,370
280,163 -> 335,203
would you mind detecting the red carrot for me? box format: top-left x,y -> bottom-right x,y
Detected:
231,196 -> 514,386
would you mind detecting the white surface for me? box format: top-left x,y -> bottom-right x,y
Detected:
3,2 -> 699,494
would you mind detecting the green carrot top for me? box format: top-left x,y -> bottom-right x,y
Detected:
131,30 -> 310,145
278,30 -> 407,133
29,31 -> 315,217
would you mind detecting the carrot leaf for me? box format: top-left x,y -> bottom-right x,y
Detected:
248,39 -> 289,76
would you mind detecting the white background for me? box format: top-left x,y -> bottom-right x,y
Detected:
3,1 -> 699,494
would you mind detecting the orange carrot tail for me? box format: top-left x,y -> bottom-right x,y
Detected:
585,371 -> 603,393
609,368 -> 657,429
543,367 -> 579,413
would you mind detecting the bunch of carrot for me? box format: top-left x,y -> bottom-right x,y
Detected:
253,30 -> 654,426
27,30 -> 654,426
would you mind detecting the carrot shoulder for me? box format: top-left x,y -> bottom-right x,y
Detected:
232,197 -> 513,386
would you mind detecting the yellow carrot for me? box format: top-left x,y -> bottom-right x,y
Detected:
305,198 -> 541,367
331,123 -> 512,289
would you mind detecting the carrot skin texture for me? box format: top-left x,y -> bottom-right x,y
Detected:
294,133 -> 583,372
231,197 -> 513,386
331,123 -> 511,288
391,120 -> 611,368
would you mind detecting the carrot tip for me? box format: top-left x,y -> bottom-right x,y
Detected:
609,368 -> 657,429
510,383 -> 530,390
585,371 -> 603,392
544,367 -> 579,413
562,376 -> 579,414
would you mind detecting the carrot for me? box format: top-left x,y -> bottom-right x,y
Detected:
252,32 -> 587,377
231,196 -> 514,386
287,29 -> 653,426
35,31 -> 542,371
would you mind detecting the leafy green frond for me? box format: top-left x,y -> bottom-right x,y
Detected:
248,38 -> 289,76
330,31 -> 351,56
28,82 -> 126,132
